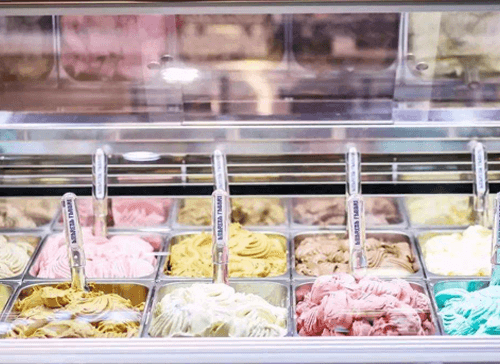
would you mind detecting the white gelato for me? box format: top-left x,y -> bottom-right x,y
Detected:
420,225 -> 492,276
149,283 -> 287,337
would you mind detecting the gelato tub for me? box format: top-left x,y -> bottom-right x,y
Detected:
0,198 -> 59,230
146,281 -> 290,337
294,275 -> 438,336
174,197 -> 287,228
162,224 -> 289,279
0,281 -> 151,339
417,226 -> 493,279
293,231 -> 422,279
27,230 -> 165,281
0,233 -> 42,280
55,197 -> 173,230
292,196 -> 405,229
432,279 -> 500,336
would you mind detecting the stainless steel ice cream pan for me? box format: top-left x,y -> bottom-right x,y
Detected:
429,279 -> 492,336
0,232 -> 45,282
291,195 -> 407,231
24,231 -> 168,282
0,282 -> 17,322
0,197 -> 59,231
415,229 -> 492,280
159,230 -> 291,281
52,196 -> 174,232
0,280 -> 153,339
291,230 -> 424,280
293,278 -> 440,337
403,195 -> 477,229
172,196 -> 289,231
143,280 -> 292,337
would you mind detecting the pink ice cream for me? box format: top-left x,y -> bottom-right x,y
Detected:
59,198 -> 171,228
31,228 -> 162,279
296,274 -> 435,336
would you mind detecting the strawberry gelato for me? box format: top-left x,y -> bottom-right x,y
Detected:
59,198 -> 171,228
31,228 -> 162,279
295,274 -> 435,336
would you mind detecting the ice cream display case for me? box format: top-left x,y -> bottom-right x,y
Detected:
2,0 -> 500,363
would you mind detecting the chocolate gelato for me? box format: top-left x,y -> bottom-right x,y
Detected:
295,234 -> 417,277
293,197 -> 401,226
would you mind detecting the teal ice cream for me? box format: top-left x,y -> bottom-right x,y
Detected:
437,284 -> 500,335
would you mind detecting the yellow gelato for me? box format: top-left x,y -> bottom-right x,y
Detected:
4,283 -> 144,339
406,196 -> 473,226
166,223 -> 287,278
0,284 -> 11,314
177,198 -> 285,226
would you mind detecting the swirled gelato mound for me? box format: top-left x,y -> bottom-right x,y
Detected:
4,283 -> 144,338
406,196 -> 473,226
296,274 -> 435,336
420,225 -> 492,276
295,234 -> 417,277
167,223 -> 287,278
149,283 -> 287,337
177,198 -> 285,226
59,198 -> 171,228
0,235 -> 34,279
0,198 -> 58,228
436,284 -> 500,335
293,197 -> 400,226
31,228 -> 160,279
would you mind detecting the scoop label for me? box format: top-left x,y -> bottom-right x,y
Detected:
347,148 -> 360,196
93,149 -> 107,200
62,195 -> 84,267
474,145 -> 486,195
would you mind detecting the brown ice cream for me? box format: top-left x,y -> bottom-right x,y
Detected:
293,197 -> 400,226
177,198 -> 285,226
295,234 -> 417,277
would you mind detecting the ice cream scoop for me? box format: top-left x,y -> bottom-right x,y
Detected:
31,228 -> 160,279
0,236 -> 34,279
295,234 -> 417,277
4,283 -> 144,338
296,274 -> 435,336
177,198 -> 285,226
166,223 -> 287,278
149,283 -> 287,337
420,225 -> 492,276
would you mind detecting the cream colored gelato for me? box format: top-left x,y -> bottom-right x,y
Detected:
0,236 -> 34,279
149,283 -> 287,337
406,196 -> 473,226
420,225 -> 492,276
